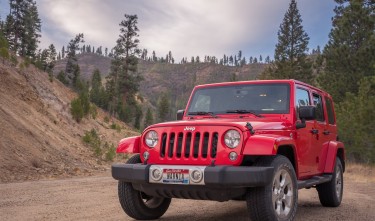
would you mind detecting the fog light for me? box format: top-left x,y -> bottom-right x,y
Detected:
229,152 -> 238,161
151,167 -> 162,181
143,151 -> 150,160
191,169 -> 203,183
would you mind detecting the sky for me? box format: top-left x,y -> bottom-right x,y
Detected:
0,0 -> 336,61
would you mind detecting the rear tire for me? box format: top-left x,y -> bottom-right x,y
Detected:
317,157 -> 343,207
118,154 -> 171,220
246,155 -> 298,221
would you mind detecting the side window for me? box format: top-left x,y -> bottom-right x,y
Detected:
325,97 -> 335,124
296,88 -> 310,108
313,94 -> 325,122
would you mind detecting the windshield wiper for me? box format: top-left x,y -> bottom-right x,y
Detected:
188,111 -> 218,118
225,110 -> 263,118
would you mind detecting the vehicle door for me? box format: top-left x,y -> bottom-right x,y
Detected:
317,96 -> 338,173
310,92 -> 327,175
295,86 -> 315,177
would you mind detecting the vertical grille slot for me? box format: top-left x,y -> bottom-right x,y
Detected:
168,133 -> 175,158
184,132 -> 192,158
193,132 -> 201,158
160,133 -> 167,157
211,132 -> 218,158
176,132 -> 183,158
202,132 -> 210,158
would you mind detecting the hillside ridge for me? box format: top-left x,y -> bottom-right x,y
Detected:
0,60 -> 137,183
54,54 -> 267,119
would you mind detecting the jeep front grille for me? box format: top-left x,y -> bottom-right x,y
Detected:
160,132 -> 218,159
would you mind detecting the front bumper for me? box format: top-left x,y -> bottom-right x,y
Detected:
112,164 -> 273,187
112,163 -> 273,201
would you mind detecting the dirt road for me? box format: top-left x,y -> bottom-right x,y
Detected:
1,172 -> 374,221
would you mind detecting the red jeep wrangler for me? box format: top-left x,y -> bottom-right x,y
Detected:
112,80 -> 344,221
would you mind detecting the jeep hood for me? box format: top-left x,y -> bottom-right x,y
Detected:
147,118 -> 293,132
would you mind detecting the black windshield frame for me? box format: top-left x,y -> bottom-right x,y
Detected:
187,83 -> 291,115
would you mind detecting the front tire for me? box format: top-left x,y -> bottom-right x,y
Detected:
246,155 -> 298,221
317,157 -> 343,207
118,154 -> 171,220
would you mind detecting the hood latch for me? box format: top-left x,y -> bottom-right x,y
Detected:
246,122 -> 255,135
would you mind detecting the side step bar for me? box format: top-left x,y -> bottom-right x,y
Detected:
297,174 -> 332,189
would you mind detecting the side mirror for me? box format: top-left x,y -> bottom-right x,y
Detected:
296,106 -> 316,129
176,110 -> 185,120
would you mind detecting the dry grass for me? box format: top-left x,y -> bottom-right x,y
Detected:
345,162 -> 375,183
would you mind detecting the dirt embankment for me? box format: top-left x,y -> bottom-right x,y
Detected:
0,61 -> 136,183
0,167 -> 374,221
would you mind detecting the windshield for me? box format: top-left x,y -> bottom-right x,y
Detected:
187,83 -> 290,115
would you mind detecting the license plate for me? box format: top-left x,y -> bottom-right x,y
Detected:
162,169 -> 189,184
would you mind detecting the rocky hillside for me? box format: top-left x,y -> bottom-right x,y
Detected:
54,53 -> 112,80
138,61 -> 266,109
0,59 -> 137,183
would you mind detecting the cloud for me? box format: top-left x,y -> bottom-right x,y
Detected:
33,0 -> 334,61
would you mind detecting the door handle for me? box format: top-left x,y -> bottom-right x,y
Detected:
323,130 -> 330,135
310,129 -> 319,135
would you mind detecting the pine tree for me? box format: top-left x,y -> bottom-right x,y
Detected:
57,70 -> 68,85
105,14 -> 142,119
61,46 -> 65,58
229,55 -> 233,65
0,31 -> 10,64
22,0 -> 41,59
260,0 -> 313,84
238,50 -> 242,62
90,69 -> 107,108
40,48 -> 49,71
240,57 -> 246,66
6,0 -> 41,59
133,104 -> 143,130
158,93 -> 170,122
336,76 -> 375,163
318,0 -> 375,102
265,55 -> 271,63
143,108 -> 153,129
65,33 -> 84,86
168,51 -> 173,63
152,50 -> 156,61
45,44 -> 56,74
196,56 -> 200,63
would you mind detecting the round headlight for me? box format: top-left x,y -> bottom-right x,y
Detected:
145,130 -> 158,148
224,130 -> 241,148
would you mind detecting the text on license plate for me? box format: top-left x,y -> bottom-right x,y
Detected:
162,169 -> 189,184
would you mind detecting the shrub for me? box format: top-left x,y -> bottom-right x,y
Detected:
104,116 -> 110,123
70,98 -> 84,122
110,123 -> 122,132
90,104 -> 98,119
10,55 -> 18,66
105,143 -> 116,161
82,129 -> 102,157
0,47 -> 9,64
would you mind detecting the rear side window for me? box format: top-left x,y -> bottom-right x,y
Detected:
313,94 -> 325,122
325,97 -> 335,124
